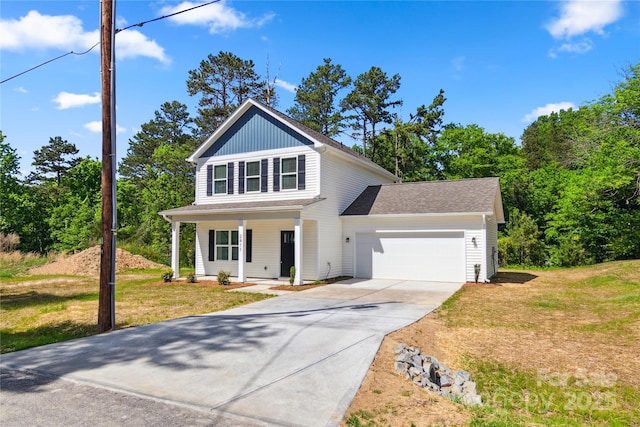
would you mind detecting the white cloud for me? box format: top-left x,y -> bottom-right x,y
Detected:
116,29 -> 169,63
546,0 -> 623,39
84,121 -> 102,133
274,79 -> 297,93
451,56 -> 465,72
0,10 -> 168,63
14,86 -> 27,93
84,121 -> 126,134
0,10 -> 98,51
53,91 -> 101,109
161,1 -> 274,33
523,102 -> 576,122
549,39 -> 593,57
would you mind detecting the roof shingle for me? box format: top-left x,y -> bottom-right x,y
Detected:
341,177 -> 501,216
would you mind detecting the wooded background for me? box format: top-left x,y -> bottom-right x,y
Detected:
1,55 -> 638,268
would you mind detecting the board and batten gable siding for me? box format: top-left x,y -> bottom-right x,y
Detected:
201,106 -> 314,157
485,215 -> 499,279
301,150 -> 396,278
341,215 -> 485,283
194,147 -> 320,204
195,219 -> 318,280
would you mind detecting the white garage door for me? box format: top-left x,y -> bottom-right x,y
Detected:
355,232 -> 465,282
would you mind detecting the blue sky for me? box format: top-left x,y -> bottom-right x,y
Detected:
1,0 -> 638,175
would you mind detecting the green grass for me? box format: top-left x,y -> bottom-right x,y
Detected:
443,260 -> 640,426
466,358 -> 638,426
0,251 -> 50,278
1,270 -> 273,353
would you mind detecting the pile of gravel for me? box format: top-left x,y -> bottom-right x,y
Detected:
29,246 -> 166,277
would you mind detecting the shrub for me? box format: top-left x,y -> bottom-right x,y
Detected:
217,270 -> 231,286
161,270 -> 173,283
289,266 -> 295,285
186,272 -> 196,283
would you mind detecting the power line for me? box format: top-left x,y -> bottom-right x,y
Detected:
116,0 -> 220,33
0,0 -> 220,85
1,43 -> 100,84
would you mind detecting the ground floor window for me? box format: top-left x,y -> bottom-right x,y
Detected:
215,230 -> 238,261
208,229 -> 252,262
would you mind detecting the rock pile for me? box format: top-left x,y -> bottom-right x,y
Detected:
393,343 -> 482,406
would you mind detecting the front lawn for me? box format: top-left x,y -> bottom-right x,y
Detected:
0,270 -> 272,353
344,260 -> 640,426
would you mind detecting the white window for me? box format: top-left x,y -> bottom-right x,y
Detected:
214,165 -> 226,194
281,157 -> 297,190
246,161 -> 260,192
215,230 -> 238,261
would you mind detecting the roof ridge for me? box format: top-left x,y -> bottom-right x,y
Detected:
376,177 -> 499,187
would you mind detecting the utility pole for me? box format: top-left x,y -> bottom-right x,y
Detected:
98,0 -> 116,333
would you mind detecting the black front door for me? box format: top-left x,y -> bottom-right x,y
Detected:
280,231 -> 295,277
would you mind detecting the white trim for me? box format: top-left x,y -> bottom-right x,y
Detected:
238,220 -> 246,282
342,211 -> 495,219
294,218 -> 303,285
171,221 -> 180,279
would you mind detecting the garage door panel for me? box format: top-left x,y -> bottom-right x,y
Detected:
356,232 -> 464,282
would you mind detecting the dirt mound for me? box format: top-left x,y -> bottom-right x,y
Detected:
29,246 -> 166,277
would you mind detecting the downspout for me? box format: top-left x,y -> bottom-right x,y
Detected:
482,214 -> 488,282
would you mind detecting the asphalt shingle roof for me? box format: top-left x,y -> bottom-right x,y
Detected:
341,177 -> 501,216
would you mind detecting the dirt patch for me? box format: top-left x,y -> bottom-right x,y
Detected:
344,316 -> 473,426
28,246 -> 166,277
145,281 -> 254,290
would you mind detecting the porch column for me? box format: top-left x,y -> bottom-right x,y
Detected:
238,219 -> 246,282
294,218 -> 303,285
171,221 -> 180,279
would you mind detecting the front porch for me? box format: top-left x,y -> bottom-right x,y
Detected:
160,199 -> 323,286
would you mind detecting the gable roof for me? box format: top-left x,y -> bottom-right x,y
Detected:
187,99 -> 397,180
341,177 -> 505,222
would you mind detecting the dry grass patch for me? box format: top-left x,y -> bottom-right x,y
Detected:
344,260 -> 640,426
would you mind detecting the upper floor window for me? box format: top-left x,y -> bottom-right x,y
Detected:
214,164 -> 227,194
281,157 -> 297,190
246,161 -> 260,192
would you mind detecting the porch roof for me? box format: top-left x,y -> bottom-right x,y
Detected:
159,197 -> 324,220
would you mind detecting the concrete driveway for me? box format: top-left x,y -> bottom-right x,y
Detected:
0,279 -> 462,427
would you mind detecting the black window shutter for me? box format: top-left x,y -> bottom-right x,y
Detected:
238,161 -> 245,194
227,162 -> 234,194
298,154 -> 306,190
246,229 -> 252,263
273,157 -> 280,192
260,159 -> 268,192
206,165 -> 213,196
208,230 -> 215,261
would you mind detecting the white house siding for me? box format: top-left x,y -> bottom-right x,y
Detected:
342,215 -> 484,283
485,215 -> 499,279
194,146 -> 320,205
301,149 -> 396,278
195,219 -> 317,280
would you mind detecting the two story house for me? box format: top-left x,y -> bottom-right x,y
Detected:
160,99 -> 504,285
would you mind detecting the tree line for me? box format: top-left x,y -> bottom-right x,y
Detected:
1,52 -> 638,268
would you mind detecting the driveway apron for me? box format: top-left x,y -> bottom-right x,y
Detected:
0,280 -> 462,427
